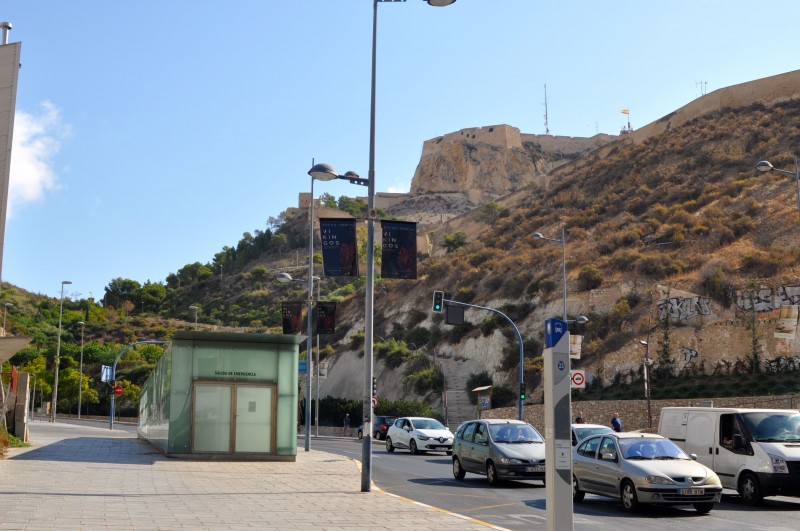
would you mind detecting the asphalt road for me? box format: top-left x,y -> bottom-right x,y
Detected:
315,437 -> 800,530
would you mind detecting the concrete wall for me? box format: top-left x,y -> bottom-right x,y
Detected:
484,394 -> 800,434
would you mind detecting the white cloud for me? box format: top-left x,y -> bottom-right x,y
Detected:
8,101 -> 67,216
386,181 -> 411,194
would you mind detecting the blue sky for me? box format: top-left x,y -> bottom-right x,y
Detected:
3,1 -> 799,300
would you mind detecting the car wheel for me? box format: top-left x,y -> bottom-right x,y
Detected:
357,429 -> 363,440
410,439 -> 419,455
621,480 -> 639,512
739,472 -> 763,505
386,437 -> 395,453
693,502 -> 714,514
452,457 -> 466,480
486,461 -> 501,486
572,475 -> 585,502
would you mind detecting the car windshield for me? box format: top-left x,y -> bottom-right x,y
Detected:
489,423 -> 544,444
620,438 -> 689,460
413,419 -> 445,430
741,412 -> 800,442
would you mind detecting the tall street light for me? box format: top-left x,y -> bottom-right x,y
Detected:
188,305 -> 198,330
351,0 -> 457,494
50,279 -> 71,422
755,155 -> 800,217
532,228 -> 568,321
276,272 -> 321,441
2,302 -> 11,336
77,321 -> 85,419
639,339 -> 653,429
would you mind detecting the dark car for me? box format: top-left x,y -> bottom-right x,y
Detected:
357,416 -> 397,440
373,416 -> 397,440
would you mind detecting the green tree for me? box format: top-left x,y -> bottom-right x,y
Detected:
141,281 -> 167,312
477,201 -> 509,224
103,278 -> 142,309
443,231 -> 467,253
577,265 -> 603,291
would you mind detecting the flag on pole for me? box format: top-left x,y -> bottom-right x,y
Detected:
621,109 -> 630,114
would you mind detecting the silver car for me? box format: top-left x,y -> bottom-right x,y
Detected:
452,419 -> 546,485
572,432 -> 723,513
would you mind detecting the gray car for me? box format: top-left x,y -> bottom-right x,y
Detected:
452,419 -> 546,485
572,432 -> 723,513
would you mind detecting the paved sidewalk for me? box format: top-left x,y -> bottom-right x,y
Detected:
0,422 -> 496,530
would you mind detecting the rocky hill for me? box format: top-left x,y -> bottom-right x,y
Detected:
318,69 -> 800,423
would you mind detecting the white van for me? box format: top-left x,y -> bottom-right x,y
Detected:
658,407 -> 800,504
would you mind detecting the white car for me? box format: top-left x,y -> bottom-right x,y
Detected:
386,417 -> 454,455
572,423 -> 614,446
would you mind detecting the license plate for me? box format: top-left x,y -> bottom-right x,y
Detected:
679,488 -> 704,495
525,465 -> 546,473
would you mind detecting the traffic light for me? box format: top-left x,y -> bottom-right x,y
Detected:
372,376 -> 378,397
432,291 -> 444,313
519,383 -> 526,400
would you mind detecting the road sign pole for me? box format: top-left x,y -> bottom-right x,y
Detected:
544,318 -> 574,531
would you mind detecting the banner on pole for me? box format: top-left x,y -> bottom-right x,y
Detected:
319,218 -> 358,277
381,220 -> 417,279
315,301 -> 337,335
281,301 -> 304,335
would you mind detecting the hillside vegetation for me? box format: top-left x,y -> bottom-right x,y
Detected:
4,84 -> 800,421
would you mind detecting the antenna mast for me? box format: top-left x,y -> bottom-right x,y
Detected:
696,80 -> 707,97
543,84 -> 550,135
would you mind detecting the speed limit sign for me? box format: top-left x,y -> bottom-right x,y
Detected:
570,370 -> 586,389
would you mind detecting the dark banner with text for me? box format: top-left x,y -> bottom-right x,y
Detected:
381,220 -> 417,279
319,218 -> 358,277
315,301 -> 337,335
281,301 -> 304,335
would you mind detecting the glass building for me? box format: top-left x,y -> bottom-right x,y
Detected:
138,331 -> 303,460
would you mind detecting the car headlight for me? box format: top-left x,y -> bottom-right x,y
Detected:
498,457 -> 525,464
417,433 -> 429,440
768,453 -> 789,474
645,475 -> 674,485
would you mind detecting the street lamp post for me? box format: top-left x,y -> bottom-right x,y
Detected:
50,280 -> 72,422
639,339 -> 653,429
3,302 -> 12,336
276,272 -> 321,441
188,305 -> 198,330
77,321 -> 85,419
532,228 -> 568,321
352,0 -> 457,494
755,156 -> 800,217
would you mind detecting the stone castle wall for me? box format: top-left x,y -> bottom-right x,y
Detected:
485,394 -> 800,434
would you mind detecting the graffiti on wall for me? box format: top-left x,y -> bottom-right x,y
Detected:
737,285 -> 800,312
657,296 -> 712,321
679,346 -> 698,365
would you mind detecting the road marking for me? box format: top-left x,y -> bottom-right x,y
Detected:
374,487 -> 512,531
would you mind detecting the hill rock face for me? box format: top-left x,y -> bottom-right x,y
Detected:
409,124 -> 614,201
317,69 -> 800,423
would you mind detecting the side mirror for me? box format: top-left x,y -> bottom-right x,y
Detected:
601,452 -> 616,462
689,453 -> 698,461
404,426 -> 411,432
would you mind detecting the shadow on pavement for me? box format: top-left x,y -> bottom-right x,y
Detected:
9,437 -> 163,466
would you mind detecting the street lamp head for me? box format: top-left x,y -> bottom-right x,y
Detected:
308,163 -> 340,181
426,0 -> 457,6
276,272 -> 294,283
755,160 -> 774,173
77,321 -> 84,326
188,305 -> 197,311
575,315 -> 589,324
639,340 -> 648,346
4,302 -> 11,308
531,232 -> 544,240
62,280 -> 72,285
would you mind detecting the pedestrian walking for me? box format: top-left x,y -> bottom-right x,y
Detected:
575,411 -> 585,424
611,412 -> 622,432
343,413 -> 351,436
